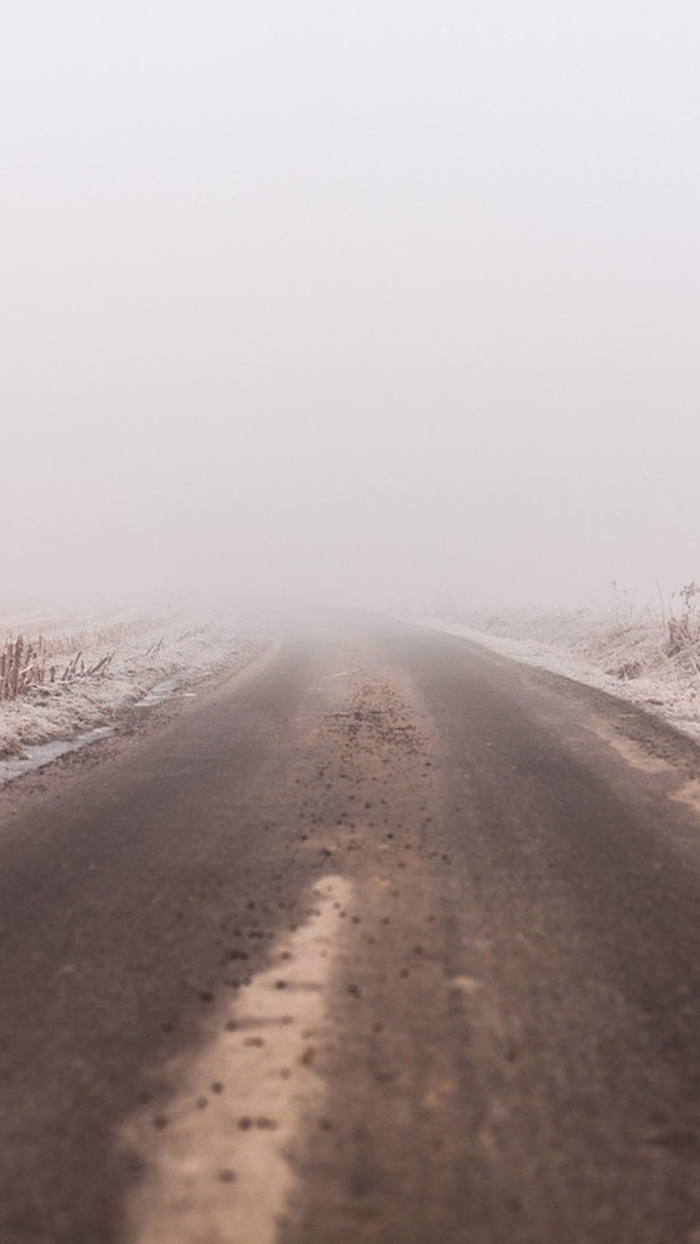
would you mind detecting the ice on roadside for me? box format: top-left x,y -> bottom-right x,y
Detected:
416,608 -> 700,742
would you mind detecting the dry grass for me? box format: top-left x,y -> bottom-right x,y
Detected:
0,633 -> 114,702
665,582 -> 700,656
0,636 -> 48,701
0,611 -> 163,702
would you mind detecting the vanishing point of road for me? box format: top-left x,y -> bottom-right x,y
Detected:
2,614 -> 700,1244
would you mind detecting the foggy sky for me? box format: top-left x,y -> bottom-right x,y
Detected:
2,1 -> 699,609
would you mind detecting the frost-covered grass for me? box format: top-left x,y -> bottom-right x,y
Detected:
419,593 -> 700,740
0,596 -> 262,759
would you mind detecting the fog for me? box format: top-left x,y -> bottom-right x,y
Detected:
2,2 -> 699,611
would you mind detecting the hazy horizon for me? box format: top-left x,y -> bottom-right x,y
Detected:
2,2 -> 699,611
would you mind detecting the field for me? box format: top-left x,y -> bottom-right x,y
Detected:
0,596 -> 261,763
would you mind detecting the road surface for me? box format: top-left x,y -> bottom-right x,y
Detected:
2,613 -> 700,1243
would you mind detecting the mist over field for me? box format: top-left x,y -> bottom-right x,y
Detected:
2,2 -> 699,610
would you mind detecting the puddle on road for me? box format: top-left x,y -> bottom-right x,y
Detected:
121,874 -> 353,1244
0,726 -> 114,787
0,680 -> 199,788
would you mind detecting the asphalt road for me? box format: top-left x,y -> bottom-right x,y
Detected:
3,614 -> 700,1243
